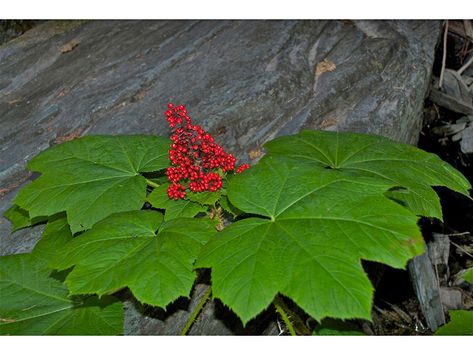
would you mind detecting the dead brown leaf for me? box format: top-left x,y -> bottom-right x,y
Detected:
7,98 -> 22,106
319,118 -> 338,129
315,59 -> 336,77
54,130 -> 82,144
248,147 -> 264,160
217,126 -> 227,135
132,90 -> 147,101
0,172 -> 32,198
59,39 -> 80,53
208,207 -> 225,231
1,184 -> 20,197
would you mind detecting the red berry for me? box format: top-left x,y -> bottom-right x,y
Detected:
236,164 -> 250,174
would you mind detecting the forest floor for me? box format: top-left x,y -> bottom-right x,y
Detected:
366,20 -> 473,335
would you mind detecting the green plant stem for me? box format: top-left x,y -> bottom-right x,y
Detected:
274,296 -> 297,336
145,178 -> 160,189
180,286 -> 212,336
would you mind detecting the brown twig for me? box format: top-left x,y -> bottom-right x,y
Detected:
450,240 -> 473,258
458,53 -> 473,75
444,231 -> 470,237
439,20 -> 449,90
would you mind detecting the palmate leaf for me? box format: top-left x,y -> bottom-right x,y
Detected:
148,183 -> 208,221
197,156 -> 425,324
13,135 -> 170,233
197,131 -> 471,325
264,130 -> 471,219
0,253 -> 123,335
50,210 -> 215,308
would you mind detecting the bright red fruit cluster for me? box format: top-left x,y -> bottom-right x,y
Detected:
165,103 -> 249,200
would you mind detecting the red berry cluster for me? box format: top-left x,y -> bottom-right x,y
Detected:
236,164 -> 250,174
165,103 -> 249,200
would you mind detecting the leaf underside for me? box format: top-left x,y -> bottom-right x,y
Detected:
197,131 -> 471,325
49,210 -> 215,308
0,254 -> 123,335
13,135 -> 170,233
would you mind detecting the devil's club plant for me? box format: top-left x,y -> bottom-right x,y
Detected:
1,104 -> 471,335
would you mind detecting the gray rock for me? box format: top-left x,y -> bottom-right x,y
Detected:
460,125 -> 473,153
123,284 -> 237,335
441,69 -> 472,103
439,287 -> 463,311
429,88 -> 473,115
0,20 -> 441,335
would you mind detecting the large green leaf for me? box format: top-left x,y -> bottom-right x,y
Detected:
198,131 -> 471,325
197,154 -> 428,325
14,135 -> 170,233
50,210 -> 215,308
264,130 -> 471,219
31,214 -> 73,264
435,310 -> 473,335
147,183 -> 208,221
0,253 -> 123,335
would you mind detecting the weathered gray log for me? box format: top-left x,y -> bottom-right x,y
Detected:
408,253 -> 446,331
0,20 -> 442,334
439,287 -> 463,311
124,284 -> 237,335
460,125 -> 473,153
441,69 -> 473,102
429,88 -> 473,115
